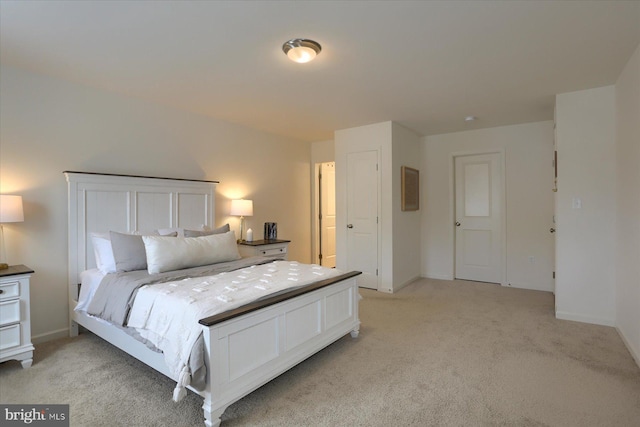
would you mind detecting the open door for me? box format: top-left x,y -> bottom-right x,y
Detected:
318,162 -> 336,267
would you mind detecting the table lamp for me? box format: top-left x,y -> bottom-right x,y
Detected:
0,195 -> 24,269
230,199 -> 253,242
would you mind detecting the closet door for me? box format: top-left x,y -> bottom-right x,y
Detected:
346,150 -> 379,290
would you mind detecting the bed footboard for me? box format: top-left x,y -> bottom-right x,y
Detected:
201,274 -> 360,427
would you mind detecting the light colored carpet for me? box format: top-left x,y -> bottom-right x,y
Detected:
1,278 -> 639,426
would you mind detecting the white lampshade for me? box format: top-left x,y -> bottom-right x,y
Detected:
230,199 -> 253,217
0,195 -> 24,223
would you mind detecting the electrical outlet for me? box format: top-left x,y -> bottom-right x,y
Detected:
572,197 -> 582,209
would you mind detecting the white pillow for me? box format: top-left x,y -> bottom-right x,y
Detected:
156,227 -> 185,237
142,230 -> 241,274
90,232 -> 117,274
156,224 -> 230,238
184,223 -> 230,237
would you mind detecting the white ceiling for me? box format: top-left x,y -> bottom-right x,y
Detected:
1,1 -> 639,142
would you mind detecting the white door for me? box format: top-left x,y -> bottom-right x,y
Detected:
319,162 -> 336,268
455,153 -> 503,284
347,150 -> 379,289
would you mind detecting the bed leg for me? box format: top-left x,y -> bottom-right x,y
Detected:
70,320 -> 79,337
350,326 -> 360,338
202,400 -> 225,427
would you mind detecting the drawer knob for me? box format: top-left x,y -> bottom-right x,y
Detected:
0,289 -> 3,294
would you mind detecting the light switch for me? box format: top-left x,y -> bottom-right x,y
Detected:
572,197 -> 582,209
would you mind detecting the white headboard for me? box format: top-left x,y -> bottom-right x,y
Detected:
65,171 -> 218,298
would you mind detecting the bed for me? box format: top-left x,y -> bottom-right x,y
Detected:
65,171 -> 361,427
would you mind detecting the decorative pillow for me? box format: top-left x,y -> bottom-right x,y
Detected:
109,231 -> 148,272
90,232 -> 116,274
156,227 -> 185,237
142,230 -> 240,274
184,223 -> 230,237
109,231 -> 178,272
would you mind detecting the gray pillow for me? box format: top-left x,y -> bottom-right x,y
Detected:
110,231 -> 177,272
184,223 -> 230,238
110,231 -> 147,272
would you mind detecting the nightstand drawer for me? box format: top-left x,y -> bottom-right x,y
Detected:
0,265 -> 33,368
260,246 -> 287,257
0,281 -> 20,301
0,323 -> 21,350
238,240 -> 290,261
0,299 -> 20,326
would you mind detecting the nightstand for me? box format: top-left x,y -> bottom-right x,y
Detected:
0,265 -> 35,368
238,239 -> 290,260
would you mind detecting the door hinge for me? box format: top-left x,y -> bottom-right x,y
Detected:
319,213 -> 322,220
376,269 -> 378,276
553,271 -> 555,279
319,254 -> 323,260
376,163 -> 378,171
377,216 -> 379,224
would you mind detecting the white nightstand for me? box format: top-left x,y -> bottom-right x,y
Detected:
238,239 -> 290,260
0,265 -> 35,368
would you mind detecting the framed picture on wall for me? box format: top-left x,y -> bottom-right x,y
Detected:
401,166 -> 419,211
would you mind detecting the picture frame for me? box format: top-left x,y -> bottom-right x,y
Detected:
401,166 -> 419,211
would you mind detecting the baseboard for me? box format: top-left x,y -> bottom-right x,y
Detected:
555,311 -> 615,327
32,328 -> 69,344
424,273 -> 454,281
616,326 -> 640,369
506,282 -> 554,293
393,276 -> 421,293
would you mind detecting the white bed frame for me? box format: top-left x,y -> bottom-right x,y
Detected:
65,171 -> 360,426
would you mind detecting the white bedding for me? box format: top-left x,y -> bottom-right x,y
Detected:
76,268 -> 106,312
80,260 -> 342,401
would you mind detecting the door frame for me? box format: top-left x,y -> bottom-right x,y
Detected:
312,162 -> 322,265
450,149 -> 507,286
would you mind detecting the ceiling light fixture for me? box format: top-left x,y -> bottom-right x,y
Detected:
282,38 -> 321,63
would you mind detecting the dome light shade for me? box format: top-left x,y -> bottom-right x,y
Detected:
282,39 -> 321,63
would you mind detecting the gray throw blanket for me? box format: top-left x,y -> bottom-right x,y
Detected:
87,256 -> 275,326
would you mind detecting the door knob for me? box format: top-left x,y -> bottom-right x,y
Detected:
347,224 -> 354,229
550,227 -> 556,233
455,222 -> 461,227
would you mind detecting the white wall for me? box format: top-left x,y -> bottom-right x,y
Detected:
555,86 -> 616,326
0,65 -> 312,342
311,140 -> 334,164
391,122 -> 422,290
422,121 -> 555,291
615,44 -> 640,364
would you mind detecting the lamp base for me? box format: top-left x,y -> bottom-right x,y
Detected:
0,263 -> 8,270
